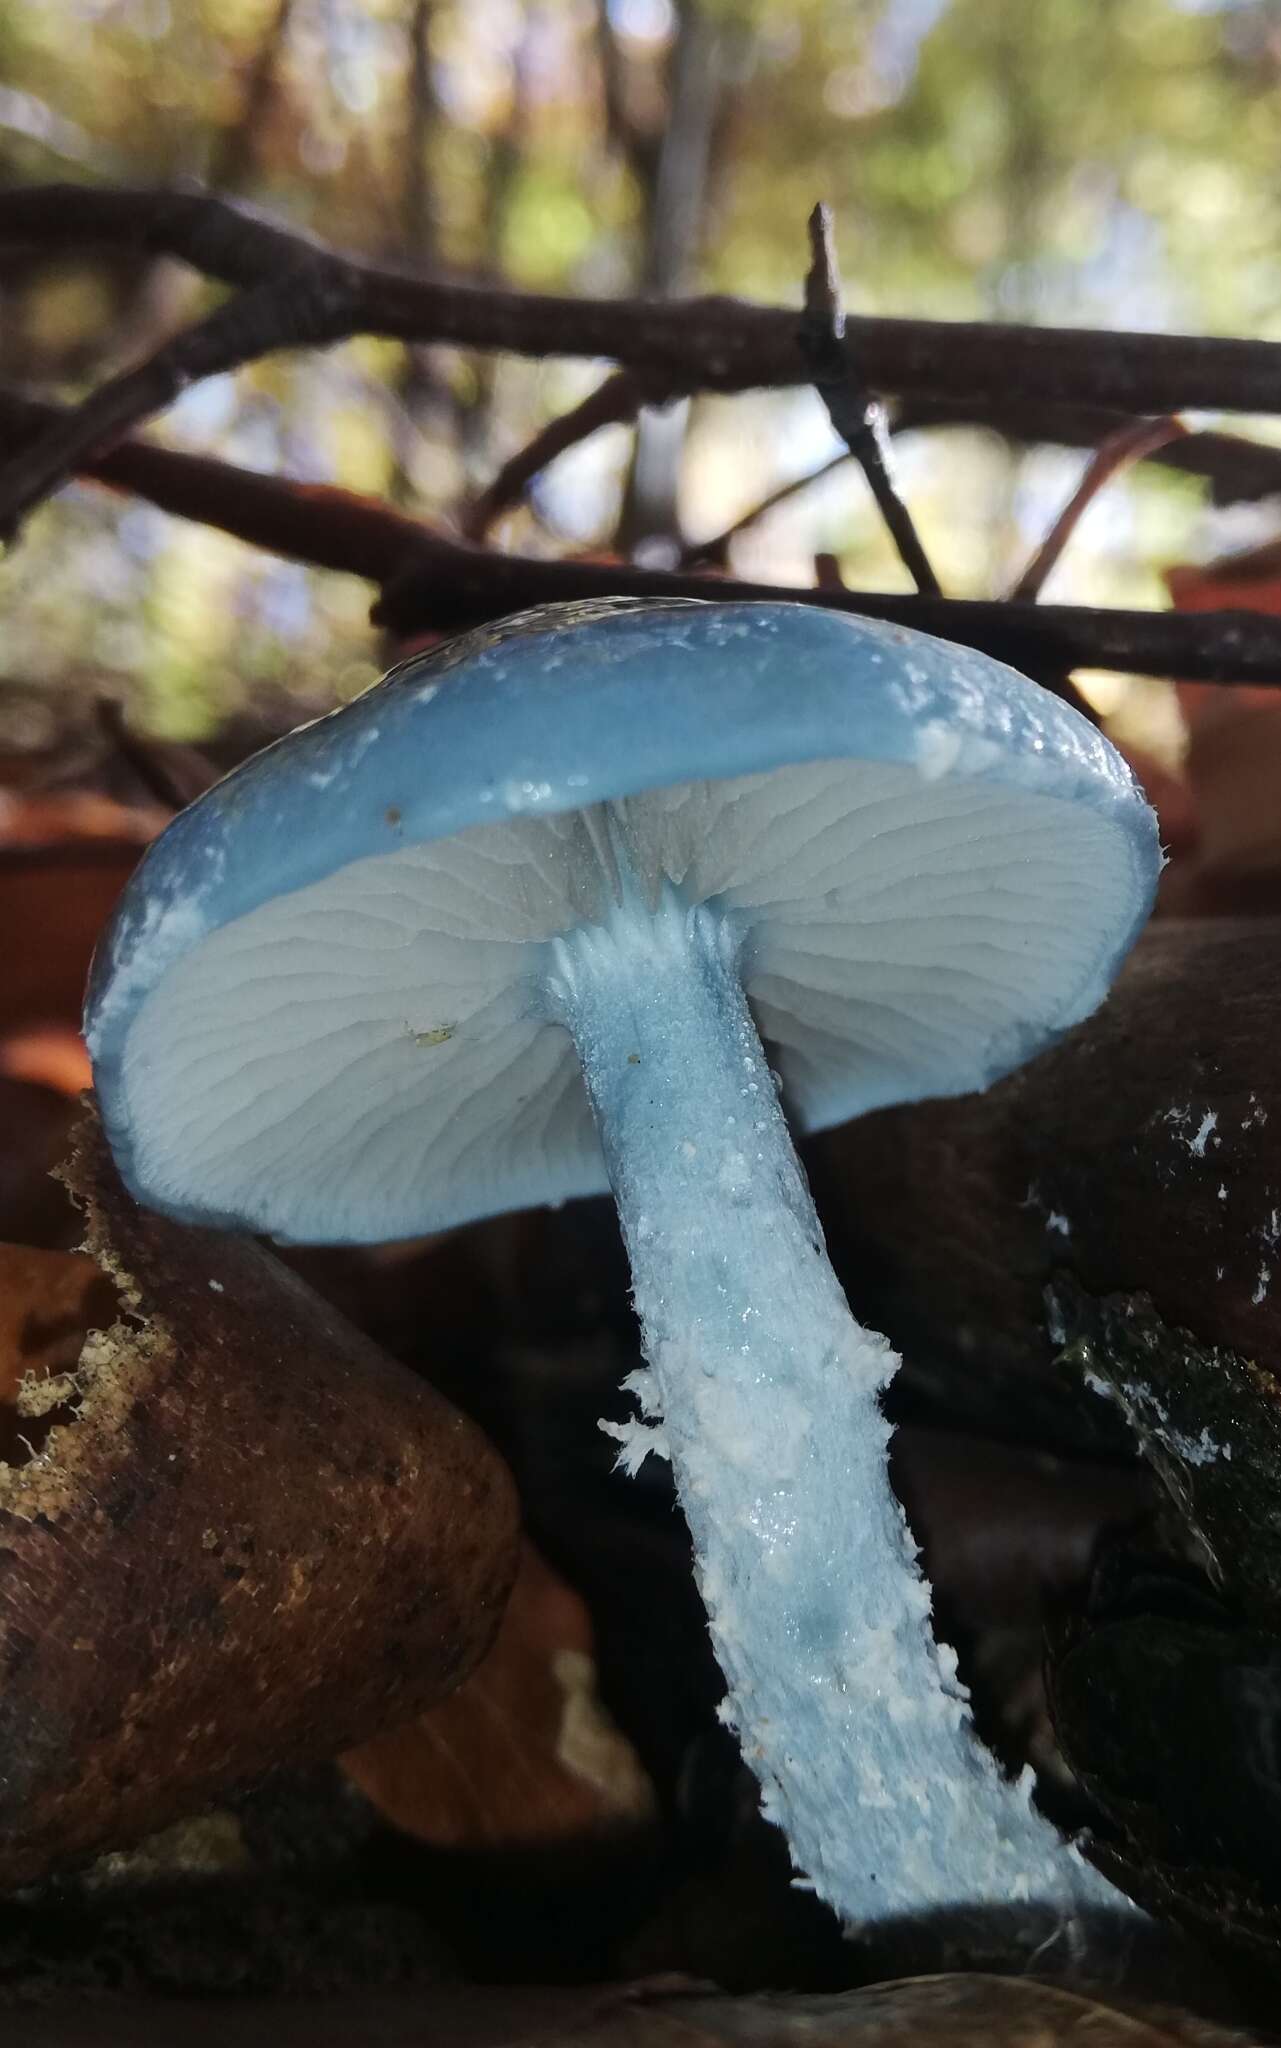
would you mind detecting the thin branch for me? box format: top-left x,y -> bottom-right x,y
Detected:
0,183 -> 1273,416
678,415 -> 1281,568
894,396 -> 1281,508
679,453 -> 850,568
0,258 -> 366,539
0,185 -> 309,287
373,546 -> 1281,690
0,390 -> 433,580
94,699 -> 210,812
4,183 -> 1281,542
1009,415 -> 1191,602
801,203 -> 939,597
7,384 -> 1281,689
463,370 -> 660,540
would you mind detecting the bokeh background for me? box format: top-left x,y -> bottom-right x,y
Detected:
4,0 -> 1281,766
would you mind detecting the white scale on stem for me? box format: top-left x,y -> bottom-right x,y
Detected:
547,880 -> 1131,1937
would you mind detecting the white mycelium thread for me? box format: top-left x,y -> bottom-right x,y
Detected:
546,882 -> 1132,1939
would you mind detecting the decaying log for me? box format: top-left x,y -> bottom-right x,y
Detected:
820,919 -> 1281,1433
0,1106 -> 520,1889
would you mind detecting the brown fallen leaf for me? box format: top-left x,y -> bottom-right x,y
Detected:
0,1102 -> 520,1888
342,1538 -> 654,1849
0,791 -> 158,1037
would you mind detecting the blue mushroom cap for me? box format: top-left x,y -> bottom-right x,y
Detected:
86,599 -> 1161,1243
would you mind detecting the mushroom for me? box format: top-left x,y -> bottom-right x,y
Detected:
85,598 -> 1160,1940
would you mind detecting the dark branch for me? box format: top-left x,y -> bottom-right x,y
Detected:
0,390 -> 431,581
0,184 -> 315,288
5,385 -> 1281,689
373,547 -> 1281,689
0,258 -> 364,538
801,203 -> 939,597
93,699 -> 208,812
13,181 -> 1281,412
0,183 -> 1277,418
0,182 -> 1272,417
5,183 -> 1281,541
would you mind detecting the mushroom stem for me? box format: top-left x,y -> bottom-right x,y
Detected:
547,886 -> 1131,1939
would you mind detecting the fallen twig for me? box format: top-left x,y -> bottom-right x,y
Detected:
801,203 -> 939,596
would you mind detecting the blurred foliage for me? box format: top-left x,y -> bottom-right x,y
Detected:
2,0 -> 1281,745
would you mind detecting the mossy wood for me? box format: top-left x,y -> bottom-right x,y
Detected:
0,1107 -> 520,1889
